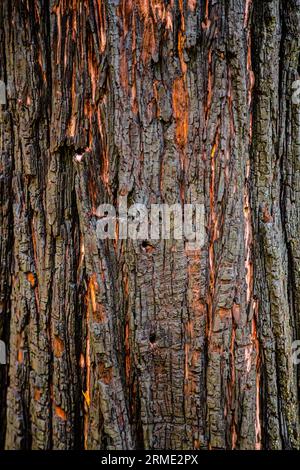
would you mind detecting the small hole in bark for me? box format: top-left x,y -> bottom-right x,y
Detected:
149,332 -> 156,344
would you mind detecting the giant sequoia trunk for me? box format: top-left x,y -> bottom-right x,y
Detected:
0,0 -> 300,451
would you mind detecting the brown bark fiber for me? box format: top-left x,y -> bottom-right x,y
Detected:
0,0 -> 300,450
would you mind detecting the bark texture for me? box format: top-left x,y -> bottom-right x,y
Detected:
0,0 -> 300,450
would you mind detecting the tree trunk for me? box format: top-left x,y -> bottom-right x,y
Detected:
0,0 -> 300,450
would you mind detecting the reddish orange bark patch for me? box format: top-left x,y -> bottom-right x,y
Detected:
87,273 -> 106,322
117,0 -> 133,37
34,388 -> 41,401
218,307 -> 232,319
194,439 -> 201,449
137,0 -> 149,20
88,273 -> 98,313
172,77 -> 189,150
142,18 -> 156,64
96,0 -> 107,53
17,349 -> 23,364
178,30 -> 187,74
54,335 -> 64,358
55,405 -> 67,421
176,0 -> 187,74
27,272 -> 35,287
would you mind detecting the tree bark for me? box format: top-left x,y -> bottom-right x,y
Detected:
0,0 -> 299,450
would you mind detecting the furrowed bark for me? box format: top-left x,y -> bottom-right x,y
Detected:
0,0 -> 299,450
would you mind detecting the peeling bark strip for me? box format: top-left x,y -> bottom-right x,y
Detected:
0,0 -> 299,450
